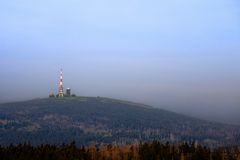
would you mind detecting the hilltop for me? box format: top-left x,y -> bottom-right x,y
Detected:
0,97 -> 239,146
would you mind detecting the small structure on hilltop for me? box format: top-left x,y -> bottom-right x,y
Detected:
66,88 -> 71,97
49,68 -> 76,98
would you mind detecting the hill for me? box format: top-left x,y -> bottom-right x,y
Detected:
0,97 -> 239,146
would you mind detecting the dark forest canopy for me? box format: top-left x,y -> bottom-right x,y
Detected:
1,141 -> 240,160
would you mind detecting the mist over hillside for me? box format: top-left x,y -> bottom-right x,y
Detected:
1,0 -> 240,127
0,97 -> 239,146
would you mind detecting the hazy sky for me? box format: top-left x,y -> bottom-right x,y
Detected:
0,0 -> 240,124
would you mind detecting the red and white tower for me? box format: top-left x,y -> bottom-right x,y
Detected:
59,68 -> 64,97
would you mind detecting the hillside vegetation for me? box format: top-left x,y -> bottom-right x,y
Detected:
0,97 -> 239,146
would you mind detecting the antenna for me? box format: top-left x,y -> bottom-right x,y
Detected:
59,68 -> 63,97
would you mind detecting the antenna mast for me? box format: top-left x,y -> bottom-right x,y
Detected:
59,68 -> 63,97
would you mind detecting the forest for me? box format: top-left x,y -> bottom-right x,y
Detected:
1,141 -> 240,160
1,97 -> 240,146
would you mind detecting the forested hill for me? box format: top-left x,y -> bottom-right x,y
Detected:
0,97 -> 239,146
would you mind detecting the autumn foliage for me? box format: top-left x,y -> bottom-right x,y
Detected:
1,141 -> 240,160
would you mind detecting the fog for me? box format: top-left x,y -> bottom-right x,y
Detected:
0,0 -> 240,124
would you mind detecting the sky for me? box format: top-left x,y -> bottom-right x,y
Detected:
0,0 -> 240,124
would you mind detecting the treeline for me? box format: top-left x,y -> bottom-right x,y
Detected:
1,141 -> 240,160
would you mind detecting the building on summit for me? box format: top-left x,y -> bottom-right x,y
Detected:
49,68 -> 76,98
66,88 -> 71,97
